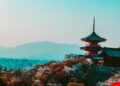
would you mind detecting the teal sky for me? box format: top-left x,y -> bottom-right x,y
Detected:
0,0 -> 120,47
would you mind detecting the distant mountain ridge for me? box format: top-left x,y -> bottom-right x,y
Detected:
0,42 -> 83,60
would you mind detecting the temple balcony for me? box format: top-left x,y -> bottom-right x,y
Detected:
86,44 -> 101,47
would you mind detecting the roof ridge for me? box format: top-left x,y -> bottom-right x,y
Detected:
104,47 -> 120,50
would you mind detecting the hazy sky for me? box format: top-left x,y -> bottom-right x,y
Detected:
0,0 -> 120,47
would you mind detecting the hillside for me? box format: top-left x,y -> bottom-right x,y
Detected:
0,42 -> 83,60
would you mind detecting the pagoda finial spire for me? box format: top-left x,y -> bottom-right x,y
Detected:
93,17 -> 95,33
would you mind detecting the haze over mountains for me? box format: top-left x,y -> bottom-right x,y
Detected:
0,42 -> 83,60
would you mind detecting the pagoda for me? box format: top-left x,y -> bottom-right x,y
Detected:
81,18 -> 106,57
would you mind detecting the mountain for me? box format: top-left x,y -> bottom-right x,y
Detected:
0,42 -> 83,60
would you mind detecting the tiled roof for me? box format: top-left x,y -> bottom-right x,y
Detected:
102,47 -> 120,57
81,32 -> 106,42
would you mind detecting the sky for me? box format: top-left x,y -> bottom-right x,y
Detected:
0,0 -> 120,47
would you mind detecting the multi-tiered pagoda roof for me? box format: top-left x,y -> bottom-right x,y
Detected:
81,32 -> 106,42
81,18 -> 106,42
81,18 -> 106,56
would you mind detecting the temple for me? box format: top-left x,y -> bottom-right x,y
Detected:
80,18 -> 120,67
81,18 -> 106,57
101,47 -> 120,67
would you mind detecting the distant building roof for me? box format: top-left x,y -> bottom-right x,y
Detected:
101,47 -> 120,57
